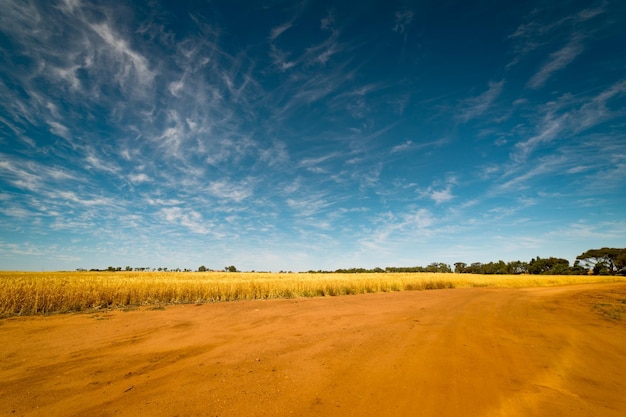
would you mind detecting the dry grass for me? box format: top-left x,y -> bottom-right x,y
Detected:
1,271 -> 625,317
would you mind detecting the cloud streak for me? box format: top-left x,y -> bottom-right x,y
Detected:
526,38 -> 584,89
459,80 -> 504,122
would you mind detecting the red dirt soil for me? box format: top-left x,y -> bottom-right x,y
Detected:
1,283 -> 625,417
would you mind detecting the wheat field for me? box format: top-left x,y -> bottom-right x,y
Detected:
1,270 -> 624,317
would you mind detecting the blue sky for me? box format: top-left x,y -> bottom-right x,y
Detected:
1,0 -> 625,271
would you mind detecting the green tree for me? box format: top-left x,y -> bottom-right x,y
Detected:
198,265 -> 207,272
225,265 -> 238,272
528,257 -> 569,274
454,262 -> 467,273
508,261 -> 528,274
465,262 -> 483,273
576,248 -> 626,275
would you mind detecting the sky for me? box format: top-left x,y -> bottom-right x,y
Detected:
1,0 -> 625,272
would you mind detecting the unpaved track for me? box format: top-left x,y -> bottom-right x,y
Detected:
1,283 -> 625,417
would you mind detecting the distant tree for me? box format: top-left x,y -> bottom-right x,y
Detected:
454,262 -> 467,273
577,248 -> 626,275
425,262 -> 451,273
465,262 -> 483,274
570,260 -> 587,275
198,265 -> 207,272
125,266 -> 132,271
509,261 -> 528,274
528,257 -> 569,274
225,265 -> 238,272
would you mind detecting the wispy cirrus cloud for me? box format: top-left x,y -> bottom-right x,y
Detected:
513,79 -> 626,162
270,22 -> 294,42
458,80 -> 504,122
418,176 -> 457,204
389,138 -> 447,155
429,187 -> 454,204
507,2 -> 607,69
526,37 -> 584,89
298,152 -> 341,173
48,190 -> 117,208
498,127 -> 626,195
357,207 -> 436,256
206,179 -> 255,203
320,10 -> 336,32
392,10 -> 414,40
88,21 -> 155,92
286,193 -> 337,218
128,173 -> 150,184
390,140 -> 414,154
0,156 -> 78,193
547,219 -> 626,241
159,206 -> 214,235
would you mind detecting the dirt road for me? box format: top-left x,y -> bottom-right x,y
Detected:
1,283 -> 625,416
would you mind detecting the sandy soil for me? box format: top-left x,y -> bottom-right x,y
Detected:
1,283 -> 625,417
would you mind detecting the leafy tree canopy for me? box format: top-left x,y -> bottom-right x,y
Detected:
576,248 -> 626,275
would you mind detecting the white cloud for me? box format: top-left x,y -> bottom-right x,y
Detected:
89,21 -> 155,90
286,195 -> 334,218
159,207 -> 212,235
574,79 -> 626,131
0,242 -> 49,257
47,121 -> 72,140
0,157 -> 79,193
526,39 -> 584,89
0,205 -> 35,219
405,208 -> 434,229
146,198 -> 184,206
85,153 -> 120,175
269,23 -> 293,41
51,190 -> 116,207
358,208 -> 436,254
269,45 -> 297,71
321,11 -> 335,31
417,177 -> 457,205
513,80 -> 626,161
392,10 -> 414,36
459,80 -> 504,122
391,140 -> 413,154
207,179 -> 254,202
299,152 -> 340,173
259,140 -> 289,167
547,220 -> 626,241
507,2 -> 608,71
430,187 -> 454,204
169,79 -> 185,97
129,173 -> 150,184
513,114 -> 567,162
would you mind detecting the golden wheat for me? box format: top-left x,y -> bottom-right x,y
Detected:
1,271 -> 624,317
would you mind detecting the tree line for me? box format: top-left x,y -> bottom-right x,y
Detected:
78,248 -> 626,276
308,248 -> 626,276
